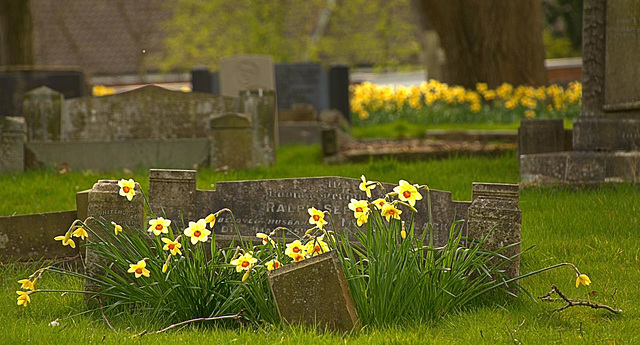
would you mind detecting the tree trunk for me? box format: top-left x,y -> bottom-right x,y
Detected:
0,0 -> 34,66
413,0 -> 548,88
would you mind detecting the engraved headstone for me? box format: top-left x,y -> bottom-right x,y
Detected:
275,63 -> 328,112
22,86 -> 64,142
466,183 -> 521,278
209,113 -> 254,170
268,251 -> 358,331
518,119 -> 565,155
148,170 -> 197,231
0,117 -> 26,172
240,89 -> 277,168
219,55 -> 275,98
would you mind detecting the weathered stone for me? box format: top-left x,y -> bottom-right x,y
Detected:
22,86 -> 64,142
275,63 -> 328,111
63,85 -> 235,141
0,116 -> 26,173
466,183 -> 521,278
209,113 -> 254,170
148,169 -> 197,231
240,89 -> 277,168
219,55 -> 275,98
0,211 -> 79,262
278,103 -> 317,122
268,251 -> 358,331
278,122 -> 326,146
322,128 -> 339,156
85,180 -> 145,291
328,65 -> 351,123
518,119 -> 565,155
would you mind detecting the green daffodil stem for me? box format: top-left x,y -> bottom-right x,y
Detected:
395,200 -> 418,213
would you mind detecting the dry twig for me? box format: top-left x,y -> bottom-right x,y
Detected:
132,309 -> 245,338
538,285 -> 621,314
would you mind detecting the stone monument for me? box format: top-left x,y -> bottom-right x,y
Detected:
219,55 -> 276,98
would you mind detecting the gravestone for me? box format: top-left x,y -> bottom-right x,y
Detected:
85,180 -> 145,292
191,67 -> 220,95
63,85 -> 235,141
240,89 -> 277,167
219,55 -> 275,98
209,113 -> 254,170
275,63 -> 328,112
328,65 -> 351,122
268,251 -> 358,331
148,169 -> 470,247
22,87 -> 64,142
467,183 -> 521,279
0,117 -> 26,173
520,0 -> 640,183
148,170 -> 197,231
518,119 -> 565,155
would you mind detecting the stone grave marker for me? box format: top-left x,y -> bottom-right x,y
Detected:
0,116 -> 26,173
268,251 -> 358,331
518,119 -> 565,155
22,86 -> 64,142
240,89 -> 277,167
219,55 -> 275,98
328,65 -> 351,122
275,63 -> 328,113
209,113 -> 254,170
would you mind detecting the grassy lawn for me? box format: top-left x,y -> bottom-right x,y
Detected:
1,144 -> 638,344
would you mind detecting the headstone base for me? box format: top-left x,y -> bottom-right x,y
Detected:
520,151 -> 640,184
573,117 -> 640,151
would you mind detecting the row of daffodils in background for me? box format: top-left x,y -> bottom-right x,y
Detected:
350,80 -> 582,125
15,176 -> 601,328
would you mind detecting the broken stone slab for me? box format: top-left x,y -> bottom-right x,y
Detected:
268,251 -> 358,331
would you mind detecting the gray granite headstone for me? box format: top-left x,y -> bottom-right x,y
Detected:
0,117 -> 26,172
518,119 -> 565,155
209,113 -> 254,170
22,86 -> 64,142
275,63 -> 328,112
219,55 -> 275,98
268,251 -> 358,331
240,89 -> 277,168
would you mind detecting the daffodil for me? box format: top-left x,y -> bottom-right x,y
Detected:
348,199 -> 370,226
393,180 -> 422,207
18,279 -> 36,291
148,217 -> 171,236
162,263 -> 169,273
111,221 -> 123,235
308,208 -> 327,229
184,219 -> 211,244
372,198 -> 388,210
161,238 -> 182,256
256,232 -> 275,246
291,253 -> 305,262
576,274 -> 591,288
230,252 -> 257,272
381,203 -> 402,221
127,259 -> 150,278
205,213 -> 216,228
118,179 -> 136,201
305,237 -> 329,256
16,291 -> 30,307
265,259 -> 281,271
359,175 -> 376,198
72,227 -> 88,240
54,232 -> 76,248
285,240 -> 307,259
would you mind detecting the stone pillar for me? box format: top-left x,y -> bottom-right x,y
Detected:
328,65 -> 351,123
209,113 -> 254,170
85,180 -> 145,292
0,117 -> 26,173
240,89 -> 277,167
518,119 -> 565,155
22,86 -> 64,142
148,169 -> 197,231
466,183 -> 521,279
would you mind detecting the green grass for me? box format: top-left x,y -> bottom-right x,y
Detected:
2,145 -> 639,344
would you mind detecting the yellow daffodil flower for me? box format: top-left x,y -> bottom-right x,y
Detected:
16,291 -> 30,307
393,180 -> 423,207
72,227 -> 88,240
230,252 -> 257,272
381,203 -> 402,222
118,179 -> 136,201
54,232 -> 76,248
348,199 -> 370,226
576,274 -> 591,288
291,253 -> 305,262
372,198 -> 388,210
148,217 -> 171,236
161,238 -> 182,256
256,232 -> 275,246
265,259 -> 281,271
111,221 -> 123,235
18,279 -> 36,291
359,175 -> 376,198
127,259 -> 150,278
305,237 -> 329,256
205,213 -> 216,228
308,208 -> 327,229
285,240 -> 307,259
184,219 -> 211,245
